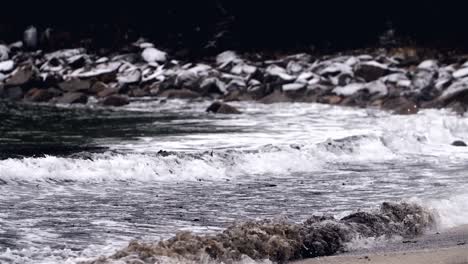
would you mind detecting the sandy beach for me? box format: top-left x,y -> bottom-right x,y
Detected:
295,225 -> 468,264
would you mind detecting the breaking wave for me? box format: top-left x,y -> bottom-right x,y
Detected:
81,202 -> 433,264
0,135 -> 399,184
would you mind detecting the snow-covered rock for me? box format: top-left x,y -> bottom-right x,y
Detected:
69,62 -> 121,78
266,65 -> 295,81
0,60 -> 14,72
282,83 -> 306,92
141,47 -> 167,63
216,50 -> 242,69
418,60 -> 438,71
453,67 -> 468,79
0,45 -> 9,61
333,83 -> 366,96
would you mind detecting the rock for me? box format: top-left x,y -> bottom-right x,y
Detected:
382,97 -> 418,115
175,66 -> 211,90
318,95 -> 342,105
159,89 -> 201,99
231,63 -> 257,76
206,102 -> 241,114
89,81 -> 108,94
436,78 -> 468,106
200,77 -> 226,95
24,88 -> 54,102
319,62 -> 353,77
355,61 -> 388,82
117,68 -> 141,84
128,88 -> 149,97
0,45 -> 9,61
394,103 -> 419,115
101,95 -> 130,106
56,92 -> 88,104
141,47 -> 167,63
69,61 -> 120,79
216,51 -> 240,68
97,87 -> 120,98
418,60 -> 438,71
6,64 -> 35,86
451,140 -> 467,147
333,83 -> 366,96
3,87 -> 23,100
24,26 -> 38,49
259,90 -> 293,104
282,83 -> 306,92
265,65 -> 295,81
0,60 -> 14,72
453,67 -> 468,79
58,78 -> 91,92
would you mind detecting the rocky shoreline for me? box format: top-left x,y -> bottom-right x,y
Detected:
2,35 -> 468,115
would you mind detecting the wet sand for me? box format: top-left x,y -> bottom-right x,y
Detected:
295,225 -> 468,264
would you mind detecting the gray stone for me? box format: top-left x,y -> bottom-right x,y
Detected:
58,78 -> 91,92
0,45 -> 9,61
452,140 -> 467,147
24,88 -> 54,102
206,102 -> 241,114
56,92 -> 88,104
101,95 -> 130,106
159,89 -> 201,99
355,61 -> 388,82
6,65 -> 35,86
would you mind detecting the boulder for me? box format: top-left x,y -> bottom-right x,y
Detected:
56,92 -> 88,104
24,88 -> 54,102
89,81 -> 109,94
58,78 -> 91,92
5,64 -> 35,86
451,140 -> 467,147
318,95 -> 342,105
0,60 -> 14,72
128,88 -> 149,97
159,89 -> 201,99
101,95 -> 130,106
382,97 -> 419,115
141,47 -> 167,63
206,102 -> 241,114
258,90 -> 293,104
355,61 -> 388,82
0,45 -> 9,61
97,87 -> 120,98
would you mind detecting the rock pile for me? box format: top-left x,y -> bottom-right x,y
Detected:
2,33 -> 468,113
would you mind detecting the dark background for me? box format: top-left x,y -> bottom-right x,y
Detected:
0,1 -> 466,55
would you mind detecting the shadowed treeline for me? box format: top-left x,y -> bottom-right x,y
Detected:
0,1 -> 467,55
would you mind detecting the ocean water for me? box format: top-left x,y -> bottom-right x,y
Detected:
1,99 -> 468,263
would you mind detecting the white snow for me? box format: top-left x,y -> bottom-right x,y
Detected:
282,83 -> 305,92
0,60 -> 14,72
216,50 -> 240,68
0,45 -> 9,61
333,83 -> 366,96
452,67 -> 468,79
69,62 -> 121,78
266,65 -> 295,81
418,60 -> 438,71
141,47 -> 167,63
